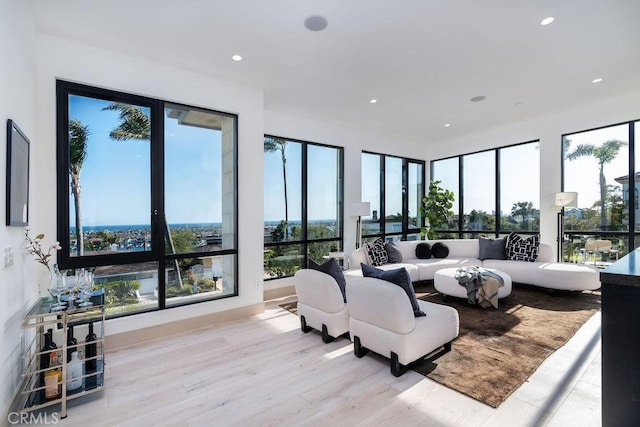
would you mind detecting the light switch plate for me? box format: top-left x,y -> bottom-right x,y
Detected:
3,247 -> 14,268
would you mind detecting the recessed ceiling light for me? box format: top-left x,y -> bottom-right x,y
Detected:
470,95 -> 486,102
231,54 -> 243,62
444,123 -> 451,127
369,99 -> 378,104
515,102 -> 523,107
592,78 -> 603,83
540,17 -> 554,26
304,15 -> 328,31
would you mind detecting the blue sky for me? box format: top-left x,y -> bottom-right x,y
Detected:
69,95 -> 222,226
263,142 -> 341,222
433,143 -> 540,215
564,123 -> 631,209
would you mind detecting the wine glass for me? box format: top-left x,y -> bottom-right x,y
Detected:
66,269 -> 83,308
79,270 -> 94,307
49,271 -> 66,311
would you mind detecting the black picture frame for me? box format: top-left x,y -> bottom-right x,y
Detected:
6,119 -> 30,226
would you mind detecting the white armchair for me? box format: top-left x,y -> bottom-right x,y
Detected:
346,276 -> 459,376
293,269 -> 350,343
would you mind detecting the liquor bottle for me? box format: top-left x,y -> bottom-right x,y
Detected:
66,351 -> 83,393
38,330 -> 53,403
85,322 -> 97,389
44,351 -> 62,400
67,325 -> 77,362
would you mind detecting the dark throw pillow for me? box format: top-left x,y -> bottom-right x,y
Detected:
509,234 -> 540,262
365,237 -> 388,266
431,242 -> 450,258
415,242 -> 432,259
309,258 -> 347,302
478,237 -> 507,261
385,242 -> 403,263
361,263 -> 426,317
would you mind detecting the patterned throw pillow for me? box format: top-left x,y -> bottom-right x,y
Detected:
365,237 -> 388,266
505,232 -> 520,259
506,233 -> 540,262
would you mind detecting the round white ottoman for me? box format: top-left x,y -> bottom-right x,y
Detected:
434,267 -> 512,300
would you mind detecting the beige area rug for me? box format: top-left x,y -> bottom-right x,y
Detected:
280,282 -> 600,407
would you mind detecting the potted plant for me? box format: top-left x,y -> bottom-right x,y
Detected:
419,180 -> 455,240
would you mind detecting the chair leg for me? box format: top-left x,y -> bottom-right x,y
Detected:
300,315 -> 312,333
321,324 -> 335,343
390,352 -> 408,377
353,336 -> 369,358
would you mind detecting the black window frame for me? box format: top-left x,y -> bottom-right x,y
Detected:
263,134 -> 344,280
430,139 -> 541,239
362,151 -> 426,242
56,80 -> 239,312
561,119 -> 639,252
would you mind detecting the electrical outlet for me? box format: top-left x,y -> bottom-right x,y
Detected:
3,247 -> 13,268
255,278 -> 262,288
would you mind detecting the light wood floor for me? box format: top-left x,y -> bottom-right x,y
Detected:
59,294 -> 602,427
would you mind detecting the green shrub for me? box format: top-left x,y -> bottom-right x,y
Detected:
103,280 -> 141,304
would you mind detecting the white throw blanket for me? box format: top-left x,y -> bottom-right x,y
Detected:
454,266 -> 504,308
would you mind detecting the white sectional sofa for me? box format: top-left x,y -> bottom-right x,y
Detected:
346,239 -> 601,291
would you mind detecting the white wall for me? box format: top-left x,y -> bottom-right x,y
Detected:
425,90 -> 640,259
35,34 -> 266,335
0,0 -> 37,418
264,109 -> 425,290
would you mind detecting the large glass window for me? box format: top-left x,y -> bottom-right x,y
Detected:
263,136 -> 343,279
431,140 -> 540,239
562,121 -> 638,264
462,151 -> 495,233
500,143 -> 540,233
431,157 -> 459,234
361,153 -> 382,236
385,156 -> 404,234
362,152 -> 425,242
57,81 -> 238,317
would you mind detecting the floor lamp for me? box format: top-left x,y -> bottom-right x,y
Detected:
552,192 -> 578,262
350,202 -> 371,249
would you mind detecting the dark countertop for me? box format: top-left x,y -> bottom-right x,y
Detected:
600,248 -> 640,287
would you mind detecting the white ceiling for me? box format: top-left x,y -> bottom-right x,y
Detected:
35,0 -> 640,145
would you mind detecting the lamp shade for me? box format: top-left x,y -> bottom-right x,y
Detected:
350,202 -> 371,217
552,192 -> 578,208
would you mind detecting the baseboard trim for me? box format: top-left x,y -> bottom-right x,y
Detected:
264,285 -> 295,301
105,302 -> 265,350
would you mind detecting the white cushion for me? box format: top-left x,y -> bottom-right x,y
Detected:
482,259 -> 600,291
347,277 -> 459,365
347,239 -> 599,291
294,269 -> 344,312
413,257 -> 483,281
294,269 -> 350,337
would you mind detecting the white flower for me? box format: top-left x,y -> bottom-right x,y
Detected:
24,228 -> 62,272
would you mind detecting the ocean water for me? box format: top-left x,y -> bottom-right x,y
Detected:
71,222 -> 223,233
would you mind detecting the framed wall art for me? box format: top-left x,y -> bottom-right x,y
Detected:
6,119 -> 30,226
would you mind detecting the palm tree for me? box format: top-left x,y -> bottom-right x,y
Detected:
566,139 -> 627,230
511,201 -> 533,229
102,103 -> 150,140
69,119 -> 90,256
264,137 -> 289,239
